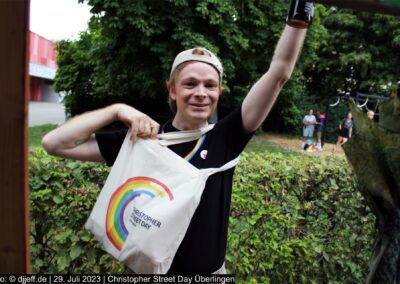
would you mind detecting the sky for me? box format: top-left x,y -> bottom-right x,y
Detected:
29,0 -> 92,41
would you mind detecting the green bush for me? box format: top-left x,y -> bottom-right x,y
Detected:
29,148 -> 376,281
29,148 -> 123,273
228,152 -> 376,283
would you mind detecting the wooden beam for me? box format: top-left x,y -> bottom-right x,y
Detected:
0,0 -> 30,273
312,0 -> 400,16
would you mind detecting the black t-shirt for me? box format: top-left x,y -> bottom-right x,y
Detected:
96,105 -> 253,273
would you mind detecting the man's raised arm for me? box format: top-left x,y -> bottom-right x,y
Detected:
242,25 -> 307,134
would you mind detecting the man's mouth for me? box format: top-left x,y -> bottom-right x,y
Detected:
190,103 -> 209,108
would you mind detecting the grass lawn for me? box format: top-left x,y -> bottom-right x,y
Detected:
29,124 -> 57,148
245,138 -> 298,155
244,131 -> 302,156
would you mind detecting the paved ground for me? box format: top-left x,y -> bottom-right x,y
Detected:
29,102 -> 66,127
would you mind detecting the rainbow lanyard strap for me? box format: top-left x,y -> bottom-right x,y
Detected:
184,134 -> 207,161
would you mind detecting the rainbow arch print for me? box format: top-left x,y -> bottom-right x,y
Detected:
106,176 -> 173,251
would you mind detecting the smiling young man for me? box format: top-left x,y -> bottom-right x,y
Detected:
42,23 -> 307,273
167,54 -> 222,130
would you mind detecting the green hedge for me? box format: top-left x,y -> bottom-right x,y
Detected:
29,148 -> 123,273
29,148 -> 375,282
228,152 -> 376,283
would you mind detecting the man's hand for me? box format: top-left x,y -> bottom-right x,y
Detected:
115,104 -> 160,141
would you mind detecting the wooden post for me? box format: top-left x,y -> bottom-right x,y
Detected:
0,0 -> 30,273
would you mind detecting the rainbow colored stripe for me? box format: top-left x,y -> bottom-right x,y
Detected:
106,176 -> 173,251
184,134 -> 207,161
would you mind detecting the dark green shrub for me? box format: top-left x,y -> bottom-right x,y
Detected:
29,148 -> 375,281
228,152 -> 376,283
29,148 -> 123,273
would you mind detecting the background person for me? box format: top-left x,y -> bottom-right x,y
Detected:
334,112 -> 353,151
367,110 -> 375,120
302,109 -> 316,149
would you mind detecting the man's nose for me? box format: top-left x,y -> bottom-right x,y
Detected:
194,84 -> 207,97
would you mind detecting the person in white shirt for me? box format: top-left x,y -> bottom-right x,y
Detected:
302,109 -> 316,149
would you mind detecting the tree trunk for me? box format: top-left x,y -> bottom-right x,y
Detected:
343,95 -> 400,283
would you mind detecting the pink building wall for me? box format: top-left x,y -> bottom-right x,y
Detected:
29,32 -> 57,69
29,32 -> 58,102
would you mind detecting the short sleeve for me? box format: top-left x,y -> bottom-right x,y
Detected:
95,129 -> 128,166
213,104 -> 255,157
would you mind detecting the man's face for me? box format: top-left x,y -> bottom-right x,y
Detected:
169,62 -> 222,125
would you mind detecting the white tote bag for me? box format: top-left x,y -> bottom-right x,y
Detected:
85,125 -> 239,273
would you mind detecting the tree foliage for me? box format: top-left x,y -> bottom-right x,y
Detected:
304,8 -> 400,141
54,1 -> 400,136
308,9 -> 400,97
54,0 -> 325,131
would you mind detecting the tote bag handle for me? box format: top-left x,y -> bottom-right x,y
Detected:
200,156 -> 240,177
157,124 -> 214,146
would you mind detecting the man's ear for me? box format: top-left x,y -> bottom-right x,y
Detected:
167,81 -> 176,100
219,86 -> 224,96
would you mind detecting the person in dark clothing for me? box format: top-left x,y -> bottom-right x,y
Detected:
334,112 -> 353,151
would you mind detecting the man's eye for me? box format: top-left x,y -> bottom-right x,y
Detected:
184,82 -> 195,87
